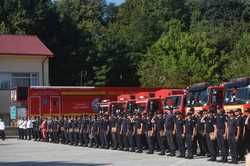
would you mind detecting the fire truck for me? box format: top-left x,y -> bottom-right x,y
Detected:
12,86 -> 163,118
185,82 -> 224,113
134,92 -> 161,114
98,94 -> 137,115
160,89 -> 186,114
134,89 -> 183,114
223,78 -> 250,112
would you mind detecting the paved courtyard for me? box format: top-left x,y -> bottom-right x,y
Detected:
0,139 -> 245,166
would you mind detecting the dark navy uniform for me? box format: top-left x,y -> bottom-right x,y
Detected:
68,118 -> 74,145
227,115 -> 239,164
244,114 -> 250,152
110,116 -> 118,150
236,114 -> 245,160
216,113 -> 227,162
59,118 -> 65,143
164,113 -> 176,156
73,118 -> 79,146
185,116 -> 196,159
135,116 -> 143,153
80,117 -> 89,147
142,117 -> 148,149
63,118 -> 69,144
90,117 -> 100,148
117,116 -> 123,150
155,115 -> 165,155
52,118 -> 59,143
100,117 -> 109,148
196,115 -> 207,156
175,117 -> 185,157
127,116 -> 135,152
205,114 -> 216,161
79,117 -> 83,146
146,116 -> 155,154
121,117 -> 129,151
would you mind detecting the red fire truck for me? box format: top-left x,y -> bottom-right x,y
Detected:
223,78 -> 250,112
134,89 -> 183,114
185,83 -> 224,113
156,89 -> 186,113
98,94 -> 137,114
10,86 -> 162,117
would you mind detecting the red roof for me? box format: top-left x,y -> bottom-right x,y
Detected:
0,35 -> 53,57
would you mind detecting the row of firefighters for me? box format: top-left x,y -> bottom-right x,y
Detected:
17,106 -> 250,164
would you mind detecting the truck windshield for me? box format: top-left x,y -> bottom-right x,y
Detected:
164,96 -> 181,110
148,99 -> 160,113
210,89 -> 224,105
99,105 -> 109,113
186,89 -> 208,107
237,87 -> 250,103
111,103 -> 124,114
127,101 -> 136,113
225,87 -> 250,104
135,102 -> 146,113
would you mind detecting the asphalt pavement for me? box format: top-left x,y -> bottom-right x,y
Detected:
0,139 -> 245,166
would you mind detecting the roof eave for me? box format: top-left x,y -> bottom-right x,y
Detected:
0,53 -> 54,57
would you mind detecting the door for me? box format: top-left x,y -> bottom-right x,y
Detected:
50,96 -> 61,115
29,96 -> 41,116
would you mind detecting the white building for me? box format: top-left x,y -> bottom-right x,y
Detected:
0,35 -> 53,124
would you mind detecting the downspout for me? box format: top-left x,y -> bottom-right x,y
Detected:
42,56 -> 49,86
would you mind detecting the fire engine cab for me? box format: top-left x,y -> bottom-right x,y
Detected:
186,82 -> 224,113
223,77 -> 250,112
98,95 -> 137,115
135,92 -> 162,115
160,89 -> 186,114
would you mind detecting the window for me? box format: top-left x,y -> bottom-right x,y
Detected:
12,73 -> 31,88
0,73 -> 11,89
11,73 -> 39,88
0,72 -> 39,90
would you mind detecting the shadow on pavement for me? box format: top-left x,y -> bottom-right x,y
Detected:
0,143 -> 14,146
0,161 -> 111,166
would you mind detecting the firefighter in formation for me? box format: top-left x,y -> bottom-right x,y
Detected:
18,107 -> 250,164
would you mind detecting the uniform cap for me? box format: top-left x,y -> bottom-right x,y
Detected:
235,108 -> 242,113
198,110 -> 204,114
208,109 -> 216,114
175,111 -> 182,115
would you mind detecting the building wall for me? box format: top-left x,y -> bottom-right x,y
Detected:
0,55 -> 50,124
0,55 -> 49,85
0,90 -> 11,122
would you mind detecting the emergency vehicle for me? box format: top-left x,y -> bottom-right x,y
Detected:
12,86 -> 163,117
223,78 -> 250,112
135,92 -> 161,114
160,89 -> 186,114
98,94 -> 137,115
185,82 -> 224,113
134,89 -> 184,114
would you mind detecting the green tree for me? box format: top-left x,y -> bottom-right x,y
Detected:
50,0 -> 106,86
224,33 -> 250,79
94,0 -> 189,86
139,21 -> 220,87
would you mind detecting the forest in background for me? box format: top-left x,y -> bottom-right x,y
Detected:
1,0 -> 250,87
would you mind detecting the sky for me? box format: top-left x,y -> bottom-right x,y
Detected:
106,0 -> 125,5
